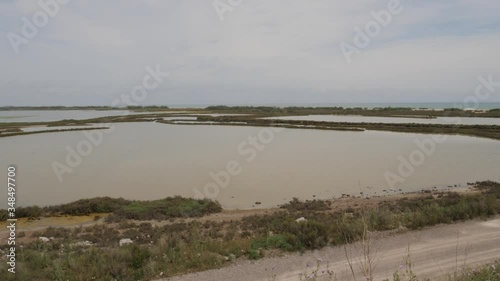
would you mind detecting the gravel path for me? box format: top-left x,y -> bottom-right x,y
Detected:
162,217 -> 500,281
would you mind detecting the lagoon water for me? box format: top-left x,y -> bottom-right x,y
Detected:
1,122 -> 499,209
265,115 -> 500,125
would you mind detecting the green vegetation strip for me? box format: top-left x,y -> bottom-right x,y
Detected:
166,116 -> 500,141
0,196 -> 222,221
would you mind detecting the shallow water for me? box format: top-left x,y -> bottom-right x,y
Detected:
265,115 -> 500,125
1,122 -> 499,209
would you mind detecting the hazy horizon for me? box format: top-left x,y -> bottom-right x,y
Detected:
2,102 -> 500,110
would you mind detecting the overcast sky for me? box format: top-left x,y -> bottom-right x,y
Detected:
1,0 -> 499,106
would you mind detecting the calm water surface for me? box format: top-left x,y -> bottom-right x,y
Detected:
0,123 -> 499,209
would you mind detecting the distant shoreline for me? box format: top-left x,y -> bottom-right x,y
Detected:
2,102 -> 500,110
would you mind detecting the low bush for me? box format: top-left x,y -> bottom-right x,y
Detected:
45,197 -> 131,215
108,196 -> 222,221
280,197 -> 330,211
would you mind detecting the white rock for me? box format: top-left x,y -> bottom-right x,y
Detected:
39,237 -> 50,242
295,217 -> 307,223
119,238 -> 133,246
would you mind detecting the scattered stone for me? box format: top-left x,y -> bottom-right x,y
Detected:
39,237 -> 50,243
119,238 -> 133,246
255,202 -> 262,205
295,217 -> 307,223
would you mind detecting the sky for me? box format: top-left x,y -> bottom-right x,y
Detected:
1,0 -> 500,106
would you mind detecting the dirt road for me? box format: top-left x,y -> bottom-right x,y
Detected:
163,217 -> 500,281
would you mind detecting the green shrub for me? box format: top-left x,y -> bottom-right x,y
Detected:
110,196 -> 222,220
280,197 -> 330,211
250,234 -> 294,252
45,197 -> 131,215
248,249 -> 261,260
16,206 -> 43,218
368,209 -> 396,231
